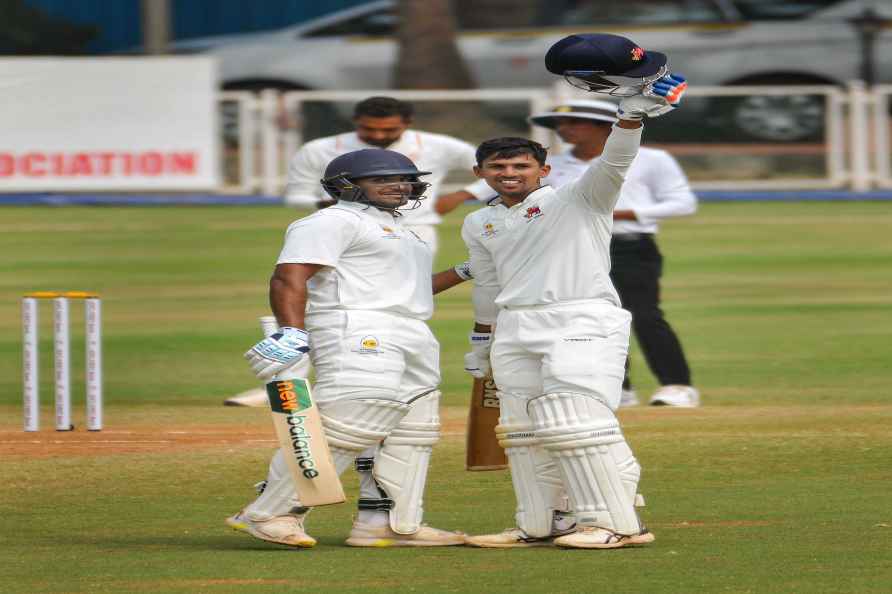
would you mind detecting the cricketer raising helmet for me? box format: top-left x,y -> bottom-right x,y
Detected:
545,33 -> 669,96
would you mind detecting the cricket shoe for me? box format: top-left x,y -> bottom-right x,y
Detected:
226,510 -> 316,548
649,385 -> 700,408
223,387 -> 269,407
345,522 -> 466,547
554,526 -> 655,549
619,388 -> 639,408
466,526 -> 574,548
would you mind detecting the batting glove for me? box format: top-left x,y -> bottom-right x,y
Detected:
453,260 -> 473,281
463,332 -> 492,379
244,327 -> 310,381
618,73 -> 687,120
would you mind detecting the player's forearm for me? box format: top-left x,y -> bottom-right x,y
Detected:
269,274 -> 309,329
473,322 -> 492,333
434,190 -> 474,215
432,268 -> 465,294
471,284 -> 499,326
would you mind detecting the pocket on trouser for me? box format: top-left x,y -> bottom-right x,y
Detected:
312,316 -> 406,401
542,309 -> 630,408
398,321 -> 441,399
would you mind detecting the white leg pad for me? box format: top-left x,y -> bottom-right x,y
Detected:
244,449 -> 305,520
244,398 -> 407,520
497,393 -> 567,538
529,392 -> 642,535
319,398 -> 409,452
373,391 -> 441,535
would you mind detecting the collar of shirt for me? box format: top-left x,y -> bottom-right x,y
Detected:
499,185 -> 552,211
334,199 -> 401,224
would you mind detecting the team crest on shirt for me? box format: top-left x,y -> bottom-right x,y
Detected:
524,206 -> 543,221
356,335 -> 381,354
380,225 -> 399,239
481,222 -> 499,238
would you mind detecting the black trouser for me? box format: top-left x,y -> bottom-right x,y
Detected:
609,234 -> 691,387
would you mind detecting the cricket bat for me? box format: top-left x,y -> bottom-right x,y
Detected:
465,377 -> 507,471
261,317 -> 345,506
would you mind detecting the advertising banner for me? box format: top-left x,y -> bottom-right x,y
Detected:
0,57 -> 219,191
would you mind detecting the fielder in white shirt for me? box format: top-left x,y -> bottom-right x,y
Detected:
232,148 -> 471,548
285,96 -> 492,255
462,73 -> 688,549
530,99 -> 699,408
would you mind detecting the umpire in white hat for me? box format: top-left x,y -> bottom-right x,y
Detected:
530,99 -> 700,407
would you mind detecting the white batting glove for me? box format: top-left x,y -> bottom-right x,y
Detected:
454,260 -> 473,281
463,332 -> 492,379
618,73 -> 687,120
244,327 -> 310,381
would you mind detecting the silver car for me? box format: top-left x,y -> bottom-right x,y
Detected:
179,0 -> 892,141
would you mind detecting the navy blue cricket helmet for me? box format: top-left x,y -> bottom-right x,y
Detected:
545,33 -> 669,96
321,149 -> 431,208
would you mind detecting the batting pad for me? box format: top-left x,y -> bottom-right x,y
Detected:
319,398 -> 409,452
244,449 -> 310,519
529,392 -> 641,535
374,391 -> 441,535
496,393 -> 567,538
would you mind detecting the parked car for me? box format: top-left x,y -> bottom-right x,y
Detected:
176,0 -> 892,141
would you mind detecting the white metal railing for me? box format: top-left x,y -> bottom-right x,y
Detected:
873,85 -> 892,189
217,83 -> 890,194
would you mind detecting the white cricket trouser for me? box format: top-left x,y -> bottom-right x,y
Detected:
306,309 -> 440,404
490,300 -> 631,410
245,309 -> 440,520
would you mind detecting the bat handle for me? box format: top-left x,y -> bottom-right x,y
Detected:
259,315 -> 278,339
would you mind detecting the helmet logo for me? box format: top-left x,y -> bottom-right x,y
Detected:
630,47 -> 645,61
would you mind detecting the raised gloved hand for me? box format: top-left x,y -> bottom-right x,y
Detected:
618,73 -> 687,120
244,327 -> 310,381
463,331 -> 492,379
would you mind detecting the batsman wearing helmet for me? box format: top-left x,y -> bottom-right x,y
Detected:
463,34 -> 687,549
230,148 -> 469,548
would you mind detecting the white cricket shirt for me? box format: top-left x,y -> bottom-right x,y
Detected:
543,147 -> 696,234
285,129 -> 493,224
277,201 -> 433,320
461,125 -> 641,312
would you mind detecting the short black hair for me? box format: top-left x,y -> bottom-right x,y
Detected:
476,137 -> 548,166
354,96 -> 414,120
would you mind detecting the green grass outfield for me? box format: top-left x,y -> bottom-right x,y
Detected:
1,202 -> 891,594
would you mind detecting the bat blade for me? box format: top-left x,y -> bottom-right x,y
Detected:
465,377 -> 507,471
266,377 -> 346,506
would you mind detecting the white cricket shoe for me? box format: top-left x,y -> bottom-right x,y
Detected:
554,526 -> 655,549
619,388 -> 639,408
223,387 -> 269,408
345,522 -> 466,547
649,385 -> 700,408
466,526 -> 575,548
226,511 -> 316,548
